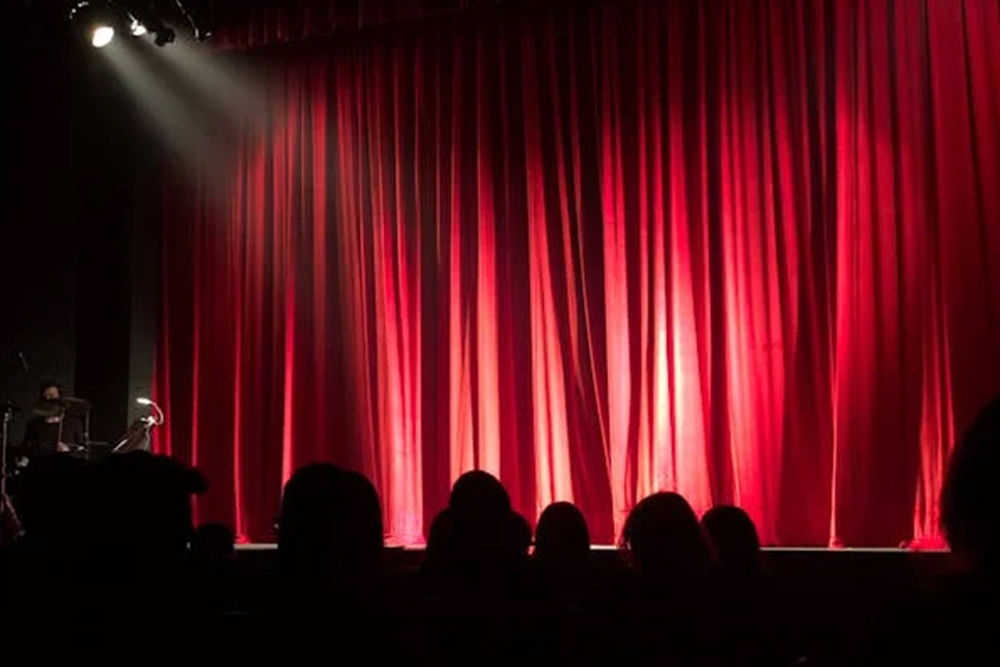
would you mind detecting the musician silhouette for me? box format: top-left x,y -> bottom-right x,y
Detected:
20,381 -> 84,458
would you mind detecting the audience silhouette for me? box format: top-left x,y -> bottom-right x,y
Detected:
703,505 -> 782,663
276,463 -> 383,590
11,454 -> 91,557
426,470 -> 521,582
1,399 -> 996,665
621,491 -> 713,577
865,395 -> 1000,663
942,395 -> 1000,575
529,501 -> 599,661
535,501 -> 590,574
271,463 -> 392,659
701,505 -> 763,575
90,451 -> 207,570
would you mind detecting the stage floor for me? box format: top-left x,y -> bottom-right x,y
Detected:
236,544 -> 949,553
234,543 -> 953,578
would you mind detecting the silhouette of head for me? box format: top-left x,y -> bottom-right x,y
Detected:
701,505 -> 762,574
449,470 -> 511,522
277,464 -> 384,584
39,382 -> 60,402
622,492 -> 712,576
535,501 -> 590,570
90,451 -> 207,569
430,470 -> 520,578
942,396 -> 1000,572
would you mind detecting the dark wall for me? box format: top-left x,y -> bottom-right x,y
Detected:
2,20 -> 82,445
1,11 -> 159,448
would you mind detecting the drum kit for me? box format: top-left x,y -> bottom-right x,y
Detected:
1,346 -> 167,539
1,393 -> 165,503
29,395 -> 95,452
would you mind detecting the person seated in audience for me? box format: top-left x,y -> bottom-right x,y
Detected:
531,501 -> 597,660
0,454 -> 93,622
942,395 -> 1000,577
48,451 -> 209,638
425,470 -> 523,584
618,492 -> 719,662
534,501 -> 590,577
450,470 -> 511,519
8,453 -> 91,556
419,471 -> 533,660
621,492 -> 713,577
701,505 -> 763,575
2,452 -> 211,654
89,451 -> 207,574
702,505 -> 784,663
272,463 -> 396,658
867,395 -> 1000,663
276,463 -> 383,593
88,451 -> 207,616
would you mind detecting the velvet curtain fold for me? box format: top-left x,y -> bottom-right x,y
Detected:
156,0 -> 1000,545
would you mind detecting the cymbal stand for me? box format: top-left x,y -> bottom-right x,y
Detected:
83,409 -> 91,460
1,404 -> 24,541
1,403 -> 12,500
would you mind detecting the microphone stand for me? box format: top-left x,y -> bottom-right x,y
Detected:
113,399 -> 164,453
2,351 -> 28,539
145,400 -> 165,428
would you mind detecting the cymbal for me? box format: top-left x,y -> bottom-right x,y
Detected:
31,402 -> 64,418
30,397 -> 92,418
61,397 -> 92,412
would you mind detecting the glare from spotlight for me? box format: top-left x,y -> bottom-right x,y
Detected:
92,25 -> 115,48
130,20 -> 147,37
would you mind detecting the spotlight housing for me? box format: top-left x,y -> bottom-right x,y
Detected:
67,1 -> 212,48
69,1 -> 124,48
91,24 -> 114,48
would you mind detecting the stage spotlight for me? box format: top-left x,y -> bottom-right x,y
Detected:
69,1 -> 123,48
67,1 -> 210,48
92,25 -> 115,48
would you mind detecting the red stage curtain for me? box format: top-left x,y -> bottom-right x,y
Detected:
156,0 -> 1000,546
